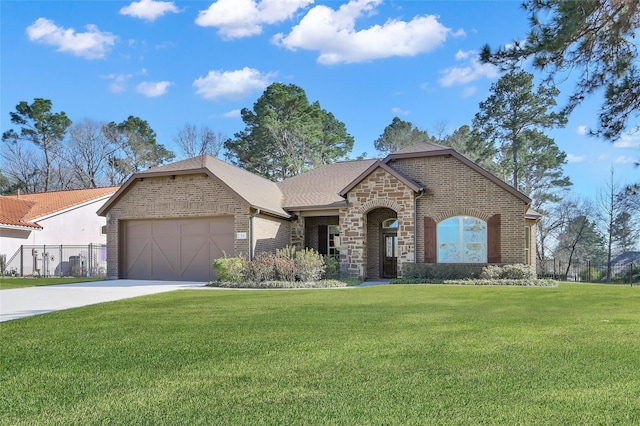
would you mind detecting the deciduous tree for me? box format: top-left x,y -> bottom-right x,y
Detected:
174,123 -> 225,159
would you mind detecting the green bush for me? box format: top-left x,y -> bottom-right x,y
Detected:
579,267 -> 599,282
295,248 -> 325,282
323,255 -> 340,279
401,263 -> 482,280
212,257 -> 245,282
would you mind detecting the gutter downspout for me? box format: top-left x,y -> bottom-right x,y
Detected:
250,208 -> 261,260
414,190 -> 425,263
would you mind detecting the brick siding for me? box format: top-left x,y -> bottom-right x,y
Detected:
389,155 -> 529,266
104,174 -> 251,278
253,215 -> 291,255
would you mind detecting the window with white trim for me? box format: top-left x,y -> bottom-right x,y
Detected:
437,216 -> 487,263
524,226 -> 531,265
328,225 -> 340,259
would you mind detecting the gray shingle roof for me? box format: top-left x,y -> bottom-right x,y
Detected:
394,141 -> 450,154
100,155 -> 288,218
277,159 -> 378,209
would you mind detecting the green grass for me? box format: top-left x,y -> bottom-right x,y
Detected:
1,283 -> 639,425
0,277 -> 103,290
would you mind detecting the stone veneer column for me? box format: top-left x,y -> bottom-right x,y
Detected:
339,168 -> 416,279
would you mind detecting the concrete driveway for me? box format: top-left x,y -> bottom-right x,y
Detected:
0,280 -> 205,322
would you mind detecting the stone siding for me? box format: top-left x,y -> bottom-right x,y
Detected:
104,174 -> 250,278
389,155 -> 528,265
340,168 -> 416,278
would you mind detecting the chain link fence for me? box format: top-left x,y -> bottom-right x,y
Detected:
537,259 -> 639,284
2,244 -> 107,278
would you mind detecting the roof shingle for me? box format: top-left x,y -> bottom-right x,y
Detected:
277,159 -> 377,209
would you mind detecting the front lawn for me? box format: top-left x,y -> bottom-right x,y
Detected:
1,284 -> 639,424
0,277 -> 104,290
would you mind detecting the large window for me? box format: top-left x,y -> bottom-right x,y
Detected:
437,216 -> 487,263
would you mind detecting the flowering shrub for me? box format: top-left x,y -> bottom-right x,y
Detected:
480,264 -> 535,280
287,247 -> 325,282
211,246 -> 328,285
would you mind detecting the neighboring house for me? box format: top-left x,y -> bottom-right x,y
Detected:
0,187 -> 119,274
98,142 -> 540,281
611,251 -> 640,268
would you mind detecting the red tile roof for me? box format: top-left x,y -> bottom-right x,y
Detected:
0,197 -> 40,229
0,187 -> 119,229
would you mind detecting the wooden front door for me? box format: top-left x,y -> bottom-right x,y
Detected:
382,233 -> 398,278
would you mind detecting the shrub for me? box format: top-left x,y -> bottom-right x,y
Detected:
293,247 -> 326,282
480,264 -> 535,280
401,263 -> 482,281
212,257 -> 245,282
244,252 -> 277,283
323,255 -> 340,279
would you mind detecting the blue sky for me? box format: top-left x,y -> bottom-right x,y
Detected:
2,0 -> 639,198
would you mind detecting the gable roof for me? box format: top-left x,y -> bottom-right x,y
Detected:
384,142 -> 532,205
97,155 -> 289,218
277,159 -> 377,209
338,160 -> 423,197
0,187 -> 119,230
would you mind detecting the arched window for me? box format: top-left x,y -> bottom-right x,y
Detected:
382,218 -> 398,229
437,216 -> 487,263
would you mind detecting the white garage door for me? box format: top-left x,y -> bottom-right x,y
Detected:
121,217 -> 234,281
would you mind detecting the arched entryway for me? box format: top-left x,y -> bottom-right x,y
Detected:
366,207 -> 398,279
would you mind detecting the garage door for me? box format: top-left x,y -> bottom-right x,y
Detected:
121,217 -> 234,281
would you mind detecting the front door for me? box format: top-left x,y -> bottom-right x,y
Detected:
382,233 -> 398,278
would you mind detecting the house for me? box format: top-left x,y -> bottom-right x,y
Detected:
0,187 -> 119,274
97,142 -> 539,282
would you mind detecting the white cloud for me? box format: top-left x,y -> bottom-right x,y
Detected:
566,153 -> 586,163
120,0 -> 180,21
103,73 -> 133,93
614,155 -> 637,164
222,109 -> 242,118
577,125 -> 589,135
391,107 -> 409,116
461,86 -> 477,97
439,50 -> 499,87
597,154 -> 609,162
273,0 -> 453,64
196,0 -> 313,39
193,67 -> 275,100
613,133 -> 640,149
26,18 -> 116,60
136,80 -> 173,97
